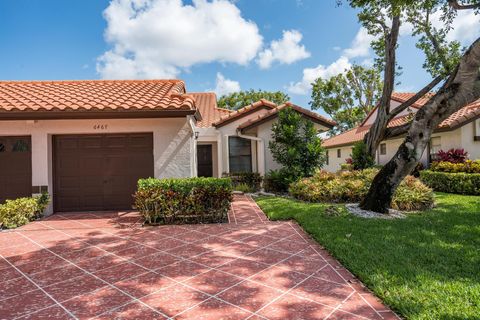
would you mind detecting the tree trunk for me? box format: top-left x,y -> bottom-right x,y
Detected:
361,38 -> 480,213
364,16 -> 400,157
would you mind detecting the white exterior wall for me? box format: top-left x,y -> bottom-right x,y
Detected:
461,120 -> 480,160
324,128 -> 467,172
215,109 -> 271,175
0,117 -> 194,213
324,146 -> 353,172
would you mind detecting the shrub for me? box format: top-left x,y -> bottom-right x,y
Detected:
290,168 -> 434,211
134,177 -> 233,224
420,170 -> 480,195
436,148 -> 469,163
263,168 -> 298,193
351,141 -> 375,170
0,193 -> 50,229
430,160 -> 480,173
223,172 -> 262,192
234,183 -> 255,193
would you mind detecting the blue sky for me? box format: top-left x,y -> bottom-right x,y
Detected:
0,0 -> 478,111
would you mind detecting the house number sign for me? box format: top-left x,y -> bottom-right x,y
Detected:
93,124 -> 108,130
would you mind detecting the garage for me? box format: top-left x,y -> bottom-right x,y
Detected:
0,136 -> 32,204
53,133 -> 154,212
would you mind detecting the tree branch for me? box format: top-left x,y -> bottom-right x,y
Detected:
388,75 -> 444,120
383,122 -> 411,139
448,0 -> 480,10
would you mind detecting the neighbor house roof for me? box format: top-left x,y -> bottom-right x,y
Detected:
190,92 -> 232,128
0,80 -> 199,120
213,99 -> 277,127
238,102 -> 336,132
323,93 -> 480,148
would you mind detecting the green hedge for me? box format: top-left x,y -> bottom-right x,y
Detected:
222,172 -> 262,193
429,160 -> 480,173
0,193 -> 50,229
134,177 -> 233,224
420,170 -> 480,195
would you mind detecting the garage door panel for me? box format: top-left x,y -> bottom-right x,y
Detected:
79,136 -> 103,149
54,133 -> 153,212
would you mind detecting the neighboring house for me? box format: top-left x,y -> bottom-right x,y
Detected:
0,80 -> 334,214
323,92 -> 480,172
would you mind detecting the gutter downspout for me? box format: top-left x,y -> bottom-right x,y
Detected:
236,130 -> 265,176
187,115 -> 197,177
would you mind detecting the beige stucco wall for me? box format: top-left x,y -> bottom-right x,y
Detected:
324,145 -> 353,172
324,127 -> 466,172
0,117 -> 194,214
461,120 -> 480,160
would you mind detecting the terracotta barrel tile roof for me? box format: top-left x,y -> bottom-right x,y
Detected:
238,102 -> 336,131
213,99 -> 277,127
190,92 -> 232,128
323,92 -> 480,148
0,80 -> 196,113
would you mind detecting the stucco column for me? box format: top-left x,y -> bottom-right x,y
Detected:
31,131 -> 53,214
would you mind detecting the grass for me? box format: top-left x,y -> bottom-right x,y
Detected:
256,193 -> 480,320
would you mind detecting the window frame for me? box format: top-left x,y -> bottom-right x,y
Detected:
228,136 -> 253,173
380,143 -> 387,155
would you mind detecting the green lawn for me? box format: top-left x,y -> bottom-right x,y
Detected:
256,193 -> 480,320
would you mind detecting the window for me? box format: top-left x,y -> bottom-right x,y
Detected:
0,143 -> 4,153
430,137 -> 441,160
12,139 -> 29,152
337,149 -> 341,158
229,137 -> 252,173
380,143 -> 387,155
326,150 -> 329,165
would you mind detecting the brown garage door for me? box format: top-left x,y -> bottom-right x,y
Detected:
54,133 -> 154,212
0,136 -> 32,204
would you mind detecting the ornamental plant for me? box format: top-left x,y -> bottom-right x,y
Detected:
289,168 -> 434,211
269,107 -> 327,181
436,148 -> 469,163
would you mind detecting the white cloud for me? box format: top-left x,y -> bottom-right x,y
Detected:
433,9 -> 480,45
257,30 -> 310,69
97,0 -> 263,79
287,56 -> 351,95
212,73 -> 241,97
343,27 -> 376,59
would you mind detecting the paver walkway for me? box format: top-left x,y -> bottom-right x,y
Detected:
0,195 -> 399,320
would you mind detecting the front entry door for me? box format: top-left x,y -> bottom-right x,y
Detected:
197,145 -> 213,177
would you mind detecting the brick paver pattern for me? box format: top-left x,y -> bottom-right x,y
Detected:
0,194 -> 399,319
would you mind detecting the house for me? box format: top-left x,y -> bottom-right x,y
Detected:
323,92 -> 480,172
0,80 -> 335,214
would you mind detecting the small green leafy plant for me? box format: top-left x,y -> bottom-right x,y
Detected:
0,193 -> 50,229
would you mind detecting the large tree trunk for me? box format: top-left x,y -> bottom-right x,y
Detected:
364,16 -> 400,157
361,38 -> 480,213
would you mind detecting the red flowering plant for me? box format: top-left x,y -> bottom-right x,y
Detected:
436,148 -> 469,164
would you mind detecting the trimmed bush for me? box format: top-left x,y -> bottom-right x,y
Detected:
263,169 -> 297,193
430,160 -> 480,173
290,168 -> 434,211
134,177 -> 233,224
420,170 -> 480,195
223,172 -> 262,192
0,193 -> 50,229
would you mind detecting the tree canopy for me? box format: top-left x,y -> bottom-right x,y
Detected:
310,64 -> 382,134
217,89 -> 289,110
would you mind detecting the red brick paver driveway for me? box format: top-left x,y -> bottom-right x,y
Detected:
0,195 -> 399,320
